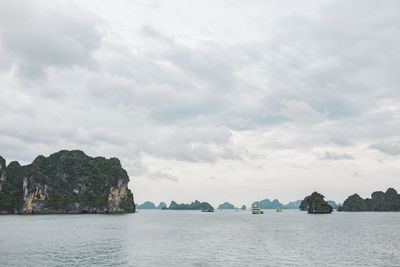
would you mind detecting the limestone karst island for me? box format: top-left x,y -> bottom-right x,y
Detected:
0,150 -> 135,214
2,150 -> 400,215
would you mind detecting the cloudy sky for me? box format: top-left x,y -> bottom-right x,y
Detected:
1,0 -> 399,207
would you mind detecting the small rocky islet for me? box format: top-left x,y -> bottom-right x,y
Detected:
0,150 -> 135,214
299,192 -> 333,214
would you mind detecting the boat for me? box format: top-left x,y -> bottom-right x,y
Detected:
276,207 -> 282,212
252,206 -> 263,214
201,209 -> 214,212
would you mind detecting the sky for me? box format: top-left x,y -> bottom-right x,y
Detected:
0,0 -> 399,208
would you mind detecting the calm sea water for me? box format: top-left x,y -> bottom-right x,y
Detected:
1,210 -> 399,266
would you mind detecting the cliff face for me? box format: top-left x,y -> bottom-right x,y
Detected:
342,188 -> 400,211
0,150 -> 135,214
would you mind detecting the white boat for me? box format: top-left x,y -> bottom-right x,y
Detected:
276,207 -> 282,212
252,206 -> 263,214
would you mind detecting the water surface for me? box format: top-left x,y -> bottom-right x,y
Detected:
1,210 -> 399,266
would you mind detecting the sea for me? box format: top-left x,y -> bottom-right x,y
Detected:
1,210 -> 399,266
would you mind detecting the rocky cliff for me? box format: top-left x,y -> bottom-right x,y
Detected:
342,188 -> 400,211
0,150 -> 135,214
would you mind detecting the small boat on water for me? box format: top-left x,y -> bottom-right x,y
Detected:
201,209 -> 214,212
276,207 -> 282,212
252,206 -> 263,214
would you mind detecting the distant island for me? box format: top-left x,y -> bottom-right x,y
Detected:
300,192 -> 333,214
0,150 -> 135,214
137,201 -> 156,209
252,199 -> 282,209
137,201 -> 167,209
157,202 -> 167,209
283,200 -> 302,209
217,202 -> 236,209
340,188 -> 400,211
163,200 -> 214,210
251,198 -> 327,209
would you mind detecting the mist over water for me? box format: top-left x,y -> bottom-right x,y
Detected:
1,210 -> 399,266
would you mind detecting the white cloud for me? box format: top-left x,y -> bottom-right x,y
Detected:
0,0 -> 101,78
149,171 -> 179,182
320,152 -> 355,160
370,142 -> 400,155
280,100 -> 326,123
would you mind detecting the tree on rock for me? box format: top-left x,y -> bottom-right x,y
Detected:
299,192 -> 333,214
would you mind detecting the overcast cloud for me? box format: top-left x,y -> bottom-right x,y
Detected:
1,0 -> 399,206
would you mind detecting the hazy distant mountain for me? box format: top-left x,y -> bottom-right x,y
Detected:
252,199 -> 305,209
327,200 -> 338,209
137,201 -> 156,209
282,200 -> 302,209
252,199 -> 282,209
217,202 -> 235,209
156,202 -> 167,209
166,200 -> 214,210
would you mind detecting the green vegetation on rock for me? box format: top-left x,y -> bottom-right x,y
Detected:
342,188 -> 400,211
0,150 -> 135,214
299,192 -> 333,214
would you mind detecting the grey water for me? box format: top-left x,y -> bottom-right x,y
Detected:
1,210 -> 400,266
